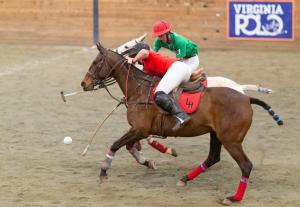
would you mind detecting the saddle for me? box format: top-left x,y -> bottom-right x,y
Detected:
172,70 -> 207,114
151,69 -> 207,114
178,68 -> 206,93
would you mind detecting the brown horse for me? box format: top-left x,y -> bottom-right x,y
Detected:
81,43 -> 283,204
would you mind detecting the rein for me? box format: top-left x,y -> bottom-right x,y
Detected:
91,53 -> 128,103
124,64 -> 157,106
91,49 -> 158,106
125,65 -> 131,105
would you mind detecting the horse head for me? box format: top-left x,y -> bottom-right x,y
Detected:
81,42 -> 121,91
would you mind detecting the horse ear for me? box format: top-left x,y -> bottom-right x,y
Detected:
96,42 -> 105,52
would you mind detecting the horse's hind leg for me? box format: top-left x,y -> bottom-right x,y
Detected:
147,136 -> 178,157
126,140 -> 157,170
222,142 -> 253,205
177,131 -> 222,186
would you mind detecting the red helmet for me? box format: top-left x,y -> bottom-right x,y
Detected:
152,20 -> 171,37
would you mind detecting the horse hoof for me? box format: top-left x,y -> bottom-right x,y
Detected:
221,198 -> 232,206
99,175 -> 108,183
176,180 -> 187,187
147,160 -> 158,170
171,148 -> 178,157
221,196 -> 236,206
99,169 -> 108,181
166,148 -> 178,157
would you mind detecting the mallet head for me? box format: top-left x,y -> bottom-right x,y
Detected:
60,91 -> 67,102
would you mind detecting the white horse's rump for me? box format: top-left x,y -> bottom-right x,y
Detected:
207,77 -> 272,94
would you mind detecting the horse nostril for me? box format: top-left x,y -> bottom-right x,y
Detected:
81,82 -> 85,87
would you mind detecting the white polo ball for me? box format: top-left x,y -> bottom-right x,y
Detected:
64,136 -> 72,144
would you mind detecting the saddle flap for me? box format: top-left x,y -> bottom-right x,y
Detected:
178,91 -> 203,114
151,76 -> 207,114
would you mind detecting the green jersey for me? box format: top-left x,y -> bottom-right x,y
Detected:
153,32 -> 198,59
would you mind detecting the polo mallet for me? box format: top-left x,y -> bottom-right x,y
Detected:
80,102 -> 122,156
60,90 -> 85,102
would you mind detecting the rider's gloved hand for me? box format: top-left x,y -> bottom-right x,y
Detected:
127,57 -> 135,64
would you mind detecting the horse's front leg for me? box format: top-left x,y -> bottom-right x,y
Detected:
100,128 -> 141,181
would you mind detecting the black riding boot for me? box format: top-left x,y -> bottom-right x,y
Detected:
154,91 -> 191,131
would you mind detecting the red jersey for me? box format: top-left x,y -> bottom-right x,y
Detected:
142,51 -> 178,77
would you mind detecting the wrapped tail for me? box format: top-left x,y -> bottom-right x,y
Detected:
242,85 -> 273,94
250,97 -> 283,125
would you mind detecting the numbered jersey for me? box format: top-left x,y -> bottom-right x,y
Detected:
153,32 -> 198,59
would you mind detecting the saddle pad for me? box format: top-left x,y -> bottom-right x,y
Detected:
180,79 -> 206,114
178,91 -> 203,114
202,79 -> 208,87
151,79 -> 207,114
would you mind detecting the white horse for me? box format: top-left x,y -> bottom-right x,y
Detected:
113,33 -> 147,55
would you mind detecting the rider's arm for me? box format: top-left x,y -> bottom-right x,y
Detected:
153,38 -> 162,52
132,49 -> 149,64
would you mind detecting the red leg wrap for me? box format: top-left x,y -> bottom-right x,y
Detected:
233,176 -> 249,201
187,163 -> 208,180
148,140 -> 167,153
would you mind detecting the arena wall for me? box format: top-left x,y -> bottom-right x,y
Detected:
0,0 -> 299,50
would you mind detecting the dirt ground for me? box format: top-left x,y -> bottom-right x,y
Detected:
0,43 -> 299,207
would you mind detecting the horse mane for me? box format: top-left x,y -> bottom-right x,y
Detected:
107,49 -> 161,84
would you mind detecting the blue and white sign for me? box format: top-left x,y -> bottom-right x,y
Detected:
227,0 -> 294,40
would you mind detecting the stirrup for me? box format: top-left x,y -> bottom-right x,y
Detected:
172,115 -> 191,131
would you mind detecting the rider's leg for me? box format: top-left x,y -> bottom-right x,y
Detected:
154,91 -> 191,131
154,61 -> 192,131
182,55 -> 199,72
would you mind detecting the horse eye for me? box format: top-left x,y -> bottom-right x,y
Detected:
93,60 -> 97,65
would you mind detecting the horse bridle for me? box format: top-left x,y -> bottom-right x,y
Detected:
87,48 -> 158,105
87,49 -> 127,102
87,52 -> 110,86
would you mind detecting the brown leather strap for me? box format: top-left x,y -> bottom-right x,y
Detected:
190,68 -> 204,81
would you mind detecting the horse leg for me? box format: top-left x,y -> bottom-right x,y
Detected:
126,141 -> 157,170
177,131 -> 222,186
222,143 -> 253,205
147,136 -> 178,157
100,128 -> 142,181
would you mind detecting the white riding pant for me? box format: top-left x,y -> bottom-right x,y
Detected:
182,55 -> 199,72
155,61 -> 192,94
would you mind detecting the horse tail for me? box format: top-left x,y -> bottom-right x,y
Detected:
250,97 -> 283,125
242,85 -> 273,94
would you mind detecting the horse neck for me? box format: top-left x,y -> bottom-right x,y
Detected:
109,55 -> 148,101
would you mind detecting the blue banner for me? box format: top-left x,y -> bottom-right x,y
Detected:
227,0 -> 294,40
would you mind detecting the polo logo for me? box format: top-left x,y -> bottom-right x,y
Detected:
227,0 -> 294,41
